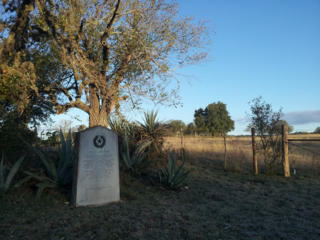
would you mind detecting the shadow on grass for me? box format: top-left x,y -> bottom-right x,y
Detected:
1,155 -> 320,239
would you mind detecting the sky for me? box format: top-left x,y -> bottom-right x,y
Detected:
38,0 -> 320,135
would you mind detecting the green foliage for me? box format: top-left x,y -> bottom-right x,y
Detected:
246,96 -> 283,174
194,108 -> 208,133
245,120 -> 294,134
0,151 -> 27,192
108,116 -> 143,156
1,0 -> 213,126
0,60 -> 55,161
119,132 -> 157,174
22,128 -> 74,197
158,152 -> 192,189
0,68 -> 24,105
167,120 -> 186,136
0,42 -> 56,128
293,131 -> 309,134
136,109 -> 169,159
0,118 -> 38,164
42,130 -> 60,147
314,127 -> 320,134
185,122 -> 197,135
276,120 -> 294,134
108,117 -> 139,140
194,102 -> 235,135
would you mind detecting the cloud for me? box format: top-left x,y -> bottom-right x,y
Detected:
236,118 -> 250,123
283,110 -> 320,125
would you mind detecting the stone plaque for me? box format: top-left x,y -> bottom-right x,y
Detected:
72,125 -> 120,207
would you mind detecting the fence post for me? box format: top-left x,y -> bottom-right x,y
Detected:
251,128 -> 258,174
223,128 -> 227,170
181,128 -> 184,160
282,124 -> 290,177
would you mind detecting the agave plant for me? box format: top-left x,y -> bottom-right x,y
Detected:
119,131 -> 163,174
108,116 -> 124,134
0,151 -> 27,192
22,128 -> 75,197
159,151 -> 192,189
108,116 -> 140,139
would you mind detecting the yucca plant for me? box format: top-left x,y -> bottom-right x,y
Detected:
159,151 -> 192,189
0,150 -> 27,192
22,128 -> 74,197
108,116 -> 140,138
119,132 -> 162,174
108,116 -> 144,154
136,109 -> 169,159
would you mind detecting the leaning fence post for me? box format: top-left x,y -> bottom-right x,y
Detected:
282,124 -> 290,177
251,128 -> 258,174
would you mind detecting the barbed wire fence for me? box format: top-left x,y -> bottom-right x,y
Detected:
288,142 -> 320,156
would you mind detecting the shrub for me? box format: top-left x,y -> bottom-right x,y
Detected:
0,151 -> 27,193
158,151 -> 192,189
246,96 -> 283,174
0,121 -> 38,164
119,132 -> 163,174
136,109 -> 169,160
21,128 -> 74,198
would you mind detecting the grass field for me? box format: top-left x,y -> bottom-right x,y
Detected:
0,135 -> 319,239
164,134 -> 320,176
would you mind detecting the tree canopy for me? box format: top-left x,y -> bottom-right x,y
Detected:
167,119 -> 186,135
194,102 -> 235,135
185,122 -> 196,135
245,120 -> 294,134
246,96 -> 285,173
0,0 -> 213,127
246,96 -> 284,136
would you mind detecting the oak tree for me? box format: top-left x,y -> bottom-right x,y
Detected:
194,102 -> 234,136
0,0 -> 213,128
167,119 -> 186,136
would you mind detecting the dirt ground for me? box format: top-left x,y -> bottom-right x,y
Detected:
1,158 -> 320,240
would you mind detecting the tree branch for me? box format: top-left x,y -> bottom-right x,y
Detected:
100,0 -> 121,75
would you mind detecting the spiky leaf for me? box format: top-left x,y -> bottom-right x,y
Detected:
171,157 -> 188,183
36,182 -> 57,198
3,152 -> 27,190
22,139 -> 58,182
14,175 -> 33,188
57,128 -> 74,186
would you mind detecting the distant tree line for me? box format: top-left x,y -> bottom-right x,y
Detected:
166,101 -> 234,136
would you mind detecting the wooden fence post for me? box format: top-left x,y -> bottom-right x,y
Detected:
181,128 -> 184,160
223,128 -> 227,170
251,128 -> 258,174
282,124 -> 290,177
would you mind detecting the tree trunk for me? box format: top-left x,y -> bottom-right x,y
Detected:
88,86 -> 109,128
89,111 -> 108,128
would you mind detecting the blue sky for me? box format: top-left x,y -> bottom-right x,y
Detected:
40,0 -> 320,135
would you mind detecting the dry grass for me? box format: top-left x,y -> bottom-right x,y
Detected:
164,135 -> 320,176
0,135 -> 319,239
